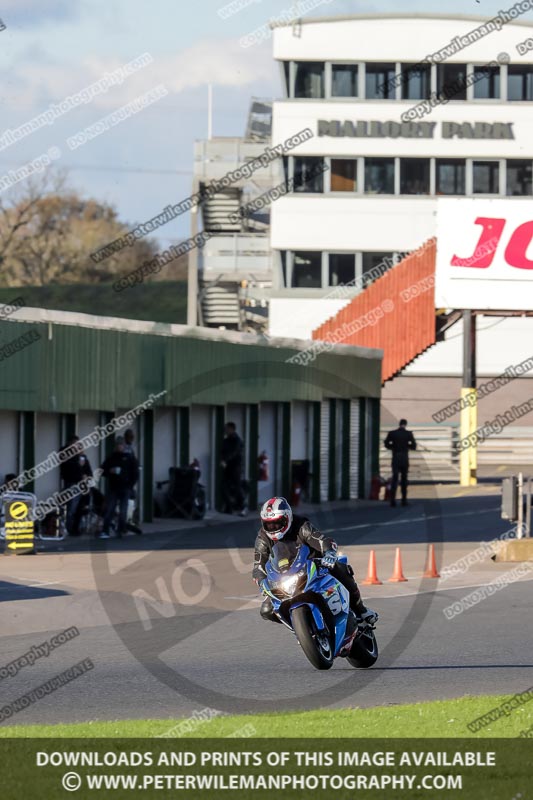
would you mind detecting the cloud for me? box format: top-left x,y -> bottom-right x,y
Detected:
2,37 -> 273,112
0,0 -> 80,26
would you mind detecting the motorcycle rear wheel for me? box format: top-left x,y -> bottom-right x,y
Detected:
291,606 -> 334,670
347,628 -> 379,668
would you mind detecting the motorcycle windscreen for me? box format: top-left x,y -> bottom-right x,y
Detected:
269,540 -> 300,573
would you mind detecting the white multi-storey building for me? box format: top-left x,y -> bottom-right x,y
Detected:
268,12 -> 533,355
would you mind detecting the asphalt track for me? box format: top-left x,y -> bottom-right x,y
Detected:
1,488 -> 532,726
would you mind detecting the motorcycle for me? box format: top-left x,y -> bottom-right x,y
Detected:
261,541 -> 378,671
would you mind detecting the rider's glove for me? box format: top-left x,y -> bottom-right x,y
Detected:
322,549 -> 338,569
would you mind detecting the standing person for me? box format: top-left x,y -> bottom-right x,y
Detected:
100,436 -> 140,539
220,422 -> 246,515
122,428 -> 142,535
384,419 -> 416,507
59,435 -> 93,535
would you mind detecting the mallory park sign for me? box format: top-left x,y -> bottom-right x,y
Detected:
317,120 -> 515,139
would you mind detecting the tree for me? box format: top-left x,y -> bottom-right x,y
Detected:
0,170 -> 187,286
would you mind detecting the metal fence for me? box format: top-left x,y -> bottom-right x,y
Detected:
379,425 -> 533,481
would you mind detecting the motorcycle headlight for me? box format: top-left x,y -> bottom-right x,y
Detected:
276,569 -> 307,597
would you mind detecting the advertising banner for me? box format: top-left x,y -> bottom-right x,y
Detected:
436,199 -> 533,310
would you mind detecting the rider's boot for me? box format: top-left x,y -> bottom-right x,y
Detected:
331,562 -> 379,625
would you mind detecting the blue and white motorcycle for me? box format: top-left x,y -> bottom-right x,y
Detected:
261,541 -> 378,671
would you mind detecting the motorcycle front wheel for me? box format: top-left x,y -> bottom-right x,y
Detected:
347,627 -> 378,668
291,605 -> 334,671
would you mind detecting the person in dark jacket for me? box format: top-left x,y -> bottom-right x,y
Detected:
253,496 -> 377,625
220,421 -> 246,515
59,435 -> 93,535
384,419 -> 416,507
100,436 -> 139,539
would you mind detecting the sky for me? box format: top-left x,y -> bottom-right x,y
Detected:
0,0 -> 528,249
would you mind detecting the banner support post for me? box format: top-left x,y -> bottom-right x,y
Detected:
460,310 -> 477,486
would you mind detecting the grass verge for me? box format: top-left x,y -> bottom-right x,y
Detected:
1,695 -> 531,738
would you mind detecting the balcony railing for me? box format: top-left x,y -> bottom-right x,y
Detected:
194,138 -> 283,185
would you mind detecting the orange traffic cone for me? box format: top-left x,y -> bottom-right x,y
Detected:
388,547 -> 408,582
361,549 -> 383,585
423,543 -> 440,578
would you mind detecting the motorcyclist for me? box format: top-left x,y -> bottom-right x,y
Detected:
253,496 -> 378,626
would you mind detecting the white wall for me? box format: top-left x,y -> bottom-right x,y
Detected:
34,412 -> 61,500
291,401 -> 308,460
273,103 -> 533,160
190,406 -> 213,508
154,408 -> 176,484
258,402 -> 277,504
269,297 -> 350,338
0,411 -> 19,482
405,315 -> 533,376
273,15 -> 533,63
271,196 -> 437,252
77,411 -> 102,473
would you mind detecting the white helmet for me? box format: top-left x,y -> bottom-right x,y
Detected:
260,496 -> 293,541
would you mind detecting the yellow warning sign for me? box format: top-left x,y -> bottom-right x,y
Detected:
3,495 -> 35,555
9,501 -> 29,520
7,542 -> 34,550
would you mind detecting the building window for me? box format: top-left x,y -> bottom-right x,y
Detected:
507,160 -> 533,196
364,158 -> 395,194
400,158 -> 430,195
473,161 -> 500,194
436,63 -> 467,101
365,63 -> 396,99
280,251 -> 287,287
362,253 -> 394,286
436,159 -> 466,195
294,62 -> 325,98
329,254 -> 356,286
473,65 -> 500,99
331,159 -> 357,192
293,157 -> 325,193
332,64 -> 358,97
282,62 -> 290,96
401,63 -> 430,100
292,252 -> 322,288
508,65 -> 533,100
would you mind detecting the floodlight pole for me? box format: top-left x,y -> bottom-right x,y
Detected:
460,310 -> 477,486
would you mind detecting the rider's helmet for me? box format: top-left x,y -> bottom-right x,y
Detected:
260,496 -> 293,541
